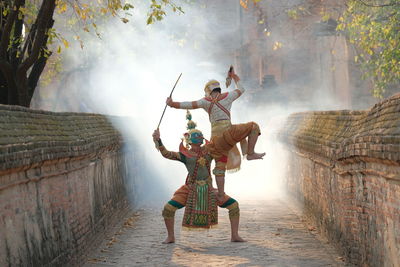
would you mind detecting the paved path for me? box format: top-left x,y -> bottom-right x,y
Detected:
85,197 -> 352,267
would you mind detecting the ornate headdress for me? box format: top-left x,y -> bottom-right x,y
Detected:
204,80 -> 221,97
182,110 -> 203,149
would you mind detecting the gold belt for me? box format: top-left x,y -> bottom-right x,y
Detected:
195,176 -> 212,186
196,180 -> 207,186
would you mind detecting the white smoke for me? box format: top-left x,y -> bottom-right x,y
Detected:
33,1 -> 355,206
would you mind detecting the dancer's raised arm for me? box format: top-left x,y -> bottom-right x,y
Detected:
153,129 -> 185,162
166,97 -> 207,110
226,73 -> 246,102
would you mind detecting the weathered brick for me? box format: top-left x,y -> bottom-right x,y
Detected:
0,106 -> 136,267
280,93 -> 400,266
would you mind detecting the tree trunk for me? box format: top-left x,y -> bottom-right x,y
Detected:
0,74 -> 7,104
0,0 -> 56,107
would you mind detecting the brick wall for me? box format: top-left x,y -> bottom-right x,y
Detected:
280,93 -> 400,266
0,105 -> 134,266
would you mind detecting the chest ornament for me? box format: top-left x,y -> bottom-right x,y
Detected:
197,156 -> 206,166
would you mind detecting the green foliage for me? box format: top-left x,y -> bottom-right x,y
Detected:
286,6 -> 308,20
147,0 -> 184,25
338,0 -> 400,97
40,55 -> 63,87
43,0 -> 182,87
287,9 -> 298,20
55,0 -> 135,35
0,0 -> 183,106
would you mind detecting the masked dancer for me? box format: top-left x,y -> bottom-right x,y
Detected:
153,111 -> 244,243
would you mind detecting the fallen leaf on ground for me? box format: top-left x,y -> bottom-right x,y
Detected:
124,216 -> 138,228
106,237 -> 117,247
87,257 -> 106,263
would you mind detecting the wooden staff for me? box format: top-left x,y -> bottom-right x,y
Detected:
157,73 -> 182,129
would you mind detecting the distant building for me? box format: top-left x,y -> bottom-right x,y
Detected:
207,0 -> 378,109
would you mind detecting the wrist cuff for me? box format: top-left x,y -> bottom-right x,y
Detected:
157,139 -> 163,147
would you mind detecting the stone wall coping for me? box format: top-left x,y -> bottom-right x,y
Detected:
0,105 -> 123,171
280,92 -> 400,166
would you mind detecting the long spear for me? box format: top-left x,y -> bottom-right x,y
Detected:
157,73 -> 182,129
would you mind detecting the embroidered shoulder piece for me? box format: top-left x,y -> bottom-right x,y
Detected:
204,92 -> 228,102
179,142 -> 195,158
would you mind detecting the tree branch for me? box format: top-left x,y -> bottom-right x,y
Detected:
11,2 -> 25,67
16,0 -> 55,106
0,0 -> 24,59
21,22 -> 37,60
27,51 -> 50,101
18,0 -> 55,73
27,17 -> 54,103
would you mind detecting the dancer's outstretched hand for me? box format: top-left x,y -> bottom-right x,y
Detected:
166,97 -> 173,106
152,128 -> 160,141
228,68 -> 240,83
231,73 -> 240,83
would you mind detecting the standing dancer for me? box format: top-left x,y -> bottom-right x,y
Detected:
153,111 -> 243,243
166,68 -> 265,201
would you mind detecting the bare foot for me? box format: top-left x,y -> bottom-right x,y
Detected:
246,152 -> 266,160
231,236 -> 246,242
162,237 -> 175,244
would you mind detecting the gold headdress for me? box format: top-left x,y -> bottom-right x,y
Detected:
204,80 -> 220,97
183,110 -> 203,148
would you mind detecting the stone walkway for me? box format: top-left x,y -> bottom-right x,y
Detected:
85,198 -> 352,267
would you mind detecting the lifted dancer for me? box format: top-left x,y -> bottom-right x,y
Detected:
166,68 -> 265,201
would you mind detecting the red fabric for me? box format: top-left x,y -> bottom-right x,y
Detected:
217,155 -> 228,163
207,101 -> 215,115
179,142 -> 194,158
204,92 -> 228,102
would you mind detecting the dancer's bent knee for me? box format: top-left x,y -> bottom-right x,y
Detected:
219,198 -> 240,219
162,200 -> 184,219
249,121 -> 261,137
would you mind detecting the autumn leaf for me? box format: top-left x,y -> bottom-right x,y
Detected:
240,0 -> 248,9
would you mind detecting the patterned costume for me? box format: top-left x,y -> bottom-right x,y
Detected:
168,80 -> 261,175
158,141 -> 240,229
206,121 -> 260,176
